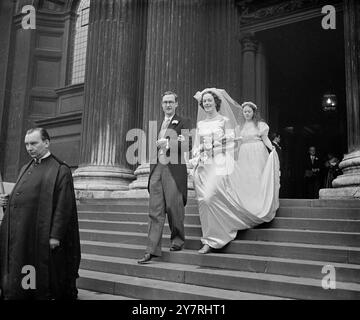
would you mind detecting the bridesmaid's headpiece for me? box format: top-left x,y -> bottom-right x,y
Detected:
241,101 -> 257,110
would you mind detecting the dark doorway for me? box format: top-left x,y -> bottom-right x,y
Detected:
257,14 -> 347,198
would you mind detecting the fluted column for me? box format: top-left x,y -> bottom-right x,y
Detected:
241,34 -> 258,103
127,0 -> 205,196
255,43 -> 268,121
73,0 -> 146,198
240,34 -> 269,119
320,0 -> 360,199
0,0 -> 15,176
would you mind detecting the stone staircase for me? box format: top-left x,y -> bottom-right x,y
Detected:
76,197 -> 360,300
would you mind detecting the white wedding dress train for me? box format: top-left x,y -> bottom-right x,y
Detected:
192,119 -> 280,249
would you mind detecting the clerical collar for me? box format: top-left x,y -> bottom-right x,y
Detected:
35,151 -> 51,164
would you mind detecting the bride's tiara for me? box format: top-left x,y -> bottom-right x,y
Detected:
241,101 -> 257,110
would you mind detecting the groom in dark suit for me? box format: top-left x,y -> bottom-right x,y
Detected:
138,91 -> 191,264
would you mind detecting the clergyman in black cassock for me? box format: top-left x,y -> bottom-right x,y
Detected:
0,128 -> 81,300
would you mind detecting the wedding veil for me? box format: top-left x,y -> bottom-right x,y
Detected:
191,88 -> 245,172
191,88 -> 244,193
193,88 -> 244,134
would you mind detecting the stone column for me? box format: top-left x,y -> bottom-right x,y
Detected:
255,42 -> 269,121
241,34 -> 258,102
320,0 -> 360,199
124,0 -> 204,198
0,0 -> 15,175
240,34 -> 269,120
73,0 -> 146,198
2,1 -> 35,182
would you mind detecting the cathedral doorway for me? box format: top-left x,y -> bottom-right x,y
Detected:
256,15 -> 347,198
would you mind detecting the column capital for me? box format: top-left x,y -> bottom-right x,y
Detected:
240,33 -> 259,53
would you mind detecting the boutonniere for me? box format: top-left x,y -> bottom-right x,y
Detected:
171,119 -> 179,125
315,157 -> 318,161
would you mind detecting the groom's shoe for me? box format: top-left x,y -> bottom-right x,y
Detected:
137,253 -> 154,264
170,245 -> 183,252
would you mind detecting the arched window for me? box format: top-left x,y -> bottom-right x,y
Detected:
70,0 -> 90,84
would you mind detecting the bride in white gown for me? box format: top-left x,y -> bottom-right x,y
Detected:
191,88 -> 280,254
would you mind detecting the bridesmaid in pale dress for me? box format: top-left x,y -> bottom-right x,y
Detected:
229,102 -> 279,220
191,89 -> 280,254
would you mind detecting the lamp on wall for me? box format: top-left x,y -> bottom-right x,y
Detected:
322,93 -> 337,112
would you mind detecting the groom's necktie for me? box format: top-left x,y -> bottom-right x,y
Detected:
158,117 -> 171,140
158,117 -> 171,161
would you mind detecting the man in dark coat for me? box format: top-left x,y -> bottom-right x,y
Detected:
303,146 -> 322,199
0,128 -> 81,300
138,91 -> 191,263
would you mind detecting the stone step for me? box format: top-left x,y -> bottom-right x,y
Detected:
78,211 -> 201,224
77,204 -> 199,214
79,233 -> 360,264
79,220 -> 200,236
77,197 -> 198,206
77,289 -> 135,300
78,269 -> 284,300
236,228 -> 360,247
77,201 -> 360,215
80,227 -> 360,248
79,254 -> 360,300
80,241 -> 360,283
77,197 -> 360,209
77,206 -> 360,222
279,199 -> 360,208
78,217 -> 360,233
277,207 -> 360,220
79,207 -> 360,222
261,218 -> 360,233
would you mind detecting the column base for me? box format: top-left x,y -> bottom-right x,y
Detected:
111,188 -> 197,199
73,165 -> 135,199
128,163 -> 151,190
112,163 -> 195,198
319,187 -> 360,199
319,150 -> 360,199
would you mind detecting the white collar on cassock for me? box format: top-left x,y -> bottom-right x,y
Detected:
35,151 -> 51,163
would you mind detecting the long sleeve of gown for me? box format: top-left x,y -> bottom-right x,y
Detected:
50,166 -> 75,241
